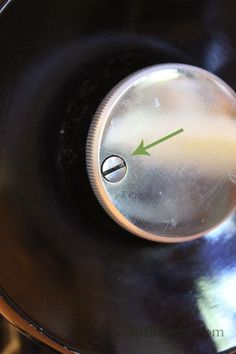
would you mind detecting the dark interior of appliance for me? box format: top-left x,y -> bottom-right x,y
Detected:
0,1 -> 236,353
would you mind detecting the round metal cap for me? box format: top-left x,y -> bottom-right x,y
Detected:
86,64 -> 236,242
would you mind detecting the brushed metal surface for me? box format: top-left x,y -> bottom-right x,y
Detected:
87,64 -> 236,242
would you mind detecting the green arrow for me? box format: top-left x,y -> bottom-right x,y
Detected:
132,128 -> 184,156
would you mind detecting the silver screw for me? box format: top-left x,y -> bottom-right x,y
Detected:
101,156 -> 127,183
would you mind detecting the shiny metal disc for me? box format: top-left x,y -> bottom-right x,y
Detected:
86,64 -> 236,242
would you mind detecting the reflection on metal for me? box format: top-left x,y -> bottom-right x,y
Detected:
205,214 -> 236,242
204,33 -> 230,73
0,0 -> 12,15
86,63 -> 236,242
1,322 -> 21,354
0,298 -> 77,354
197,271 -> 236,352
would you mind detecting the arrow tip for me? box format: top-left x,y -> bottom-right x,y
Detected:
132,140 -> 150,156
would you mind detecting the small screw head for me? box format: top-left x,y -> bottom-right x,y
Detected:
101,156 -> 127,183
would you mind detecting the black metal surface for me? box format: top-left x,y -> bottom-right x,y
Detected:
0,0 -> 236,353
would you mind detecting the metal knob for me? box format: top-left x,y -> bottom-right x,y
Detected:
86,64 -> 236,242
